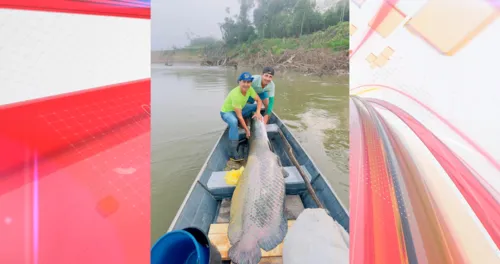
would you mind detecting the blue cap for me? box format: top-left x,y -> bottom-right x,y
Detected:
237,72 -> 254,82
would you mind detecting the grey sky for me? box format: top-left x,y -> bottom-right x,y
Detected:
151,0 -> 240,51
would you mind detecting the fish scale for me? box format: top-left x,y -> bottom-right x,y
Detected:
228,119 -> 287,264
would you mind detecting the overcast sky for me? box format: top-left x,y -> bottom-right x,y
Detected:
151,0 -> 240,50
151,0 -> 336,51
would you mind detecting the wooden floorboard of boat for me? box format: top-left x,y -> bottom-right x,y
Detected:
223,257 -> 283,264
208,220 -> 295,262
227,257 -> 283,264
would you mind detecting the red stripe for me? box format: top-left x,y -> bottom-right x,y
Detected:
349,99 -> 367,264
363,108 -> 402,264
361,123 -> 375,264
356,103 -> 377,264
0,79 -> 150,195
352,97 -> 409,264
0,0 -> 150,19
0,79 -> 150,264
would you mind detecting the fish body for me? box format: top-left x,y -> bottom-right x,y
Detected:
228,119 -> 287,264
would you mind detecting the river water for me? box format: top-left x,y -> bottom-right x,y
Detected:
151,63 -> 349,244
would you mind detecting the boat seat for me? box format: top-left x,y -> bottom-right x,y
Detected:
238,123 -> 280,139
207,165 -> 312,197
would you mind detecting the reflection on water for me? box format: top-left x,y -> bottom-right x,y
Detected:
151,63 -> 349,244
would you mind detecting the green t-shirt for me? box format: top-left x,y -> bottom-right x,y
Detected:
252,75 -> 276,97
221,86 -> 257,112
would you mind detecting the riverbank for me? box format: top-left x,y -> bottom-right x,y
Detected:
152,22 -> 349,76
151,48 -> 200,64
228,22 -> 349,76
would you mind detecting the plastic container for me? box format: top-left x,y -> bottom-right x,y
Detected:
183,227 -> 221,264
151,227 -> 221,264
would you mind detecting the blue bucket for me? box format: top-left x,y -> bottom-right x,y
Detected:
151,227 -> 221,264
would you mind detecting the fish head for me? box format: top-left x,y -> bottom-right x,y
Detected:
251,118 -> 268,140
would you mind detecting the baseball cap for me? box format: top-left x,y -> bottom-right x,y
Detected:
237,72 -> 254,82
262,66 -> 275,76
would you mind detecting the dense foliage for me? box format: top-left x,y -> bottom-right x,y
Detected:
231,21 -> 348,58
219,0 -> 349,47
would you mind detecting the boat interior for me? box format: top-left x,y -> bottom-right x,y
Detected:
169,114 -> 349,262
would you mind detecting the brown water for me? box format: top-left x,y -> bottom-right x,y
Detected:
151,63 -> 349,244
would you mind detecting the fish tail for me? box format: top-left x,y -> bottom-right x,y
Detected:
228,240 -> 262,264
258,216 -> 288,251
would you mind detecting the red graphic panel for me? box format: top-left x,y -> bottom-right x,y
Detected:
0,0 -> 150,18
0,80 -> 151,264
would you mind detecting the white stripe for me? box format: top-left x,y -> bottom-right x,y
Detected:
0,9 -> 150,106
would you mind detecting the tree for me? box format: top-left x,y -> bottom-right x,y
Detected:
188,37 -> 218,47
218,0 -> 348,46
219,0 -> 257,47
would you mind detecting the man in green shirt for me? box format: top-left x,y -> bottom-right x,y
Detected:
247,66 -> 276,124
220,72 -> 263,161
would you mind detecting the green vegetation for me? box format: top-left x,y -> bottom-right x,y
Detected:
218,0 -> 349,74
219,0 -> 349,47
158,0 -> 349,75
229,22 -> 348,60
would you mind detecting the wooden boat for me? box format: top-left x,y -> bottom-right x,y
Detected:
166,112 -> 350,263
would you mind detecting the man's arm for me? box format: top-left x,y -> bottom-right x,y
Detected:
266,83 -> 276,115
234,107 -> 249,133
248,88 -> 263,120
263,83 -> 275,123
262,97 -> 274,124
266,96 -> 274,115
254,93 -> 263,118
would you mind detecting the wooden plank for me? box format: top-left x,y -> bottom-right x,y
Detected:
208,220 -> 295,261
229,257 -> 283,264
258,257 -> 283,264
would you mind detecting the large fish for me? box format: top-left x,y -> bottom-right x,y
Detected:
228,118 -> 287,264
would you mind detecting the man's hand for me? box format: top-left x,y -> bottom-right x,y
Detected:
252,112 -> 263,121
263,115 -> 270,124
245,128 -> 251,138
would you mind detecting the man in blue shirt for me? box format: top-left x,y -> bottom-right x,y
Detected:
247,66 -> 276,124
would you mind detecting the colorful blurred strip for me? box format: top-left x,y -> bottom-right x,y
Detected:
368,98 -> 500,247
352,84 -> 500,172
350,96 -> 500,264
350,0 -> 500,263
349,98 -> 367,264
351,97 -> 405,264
